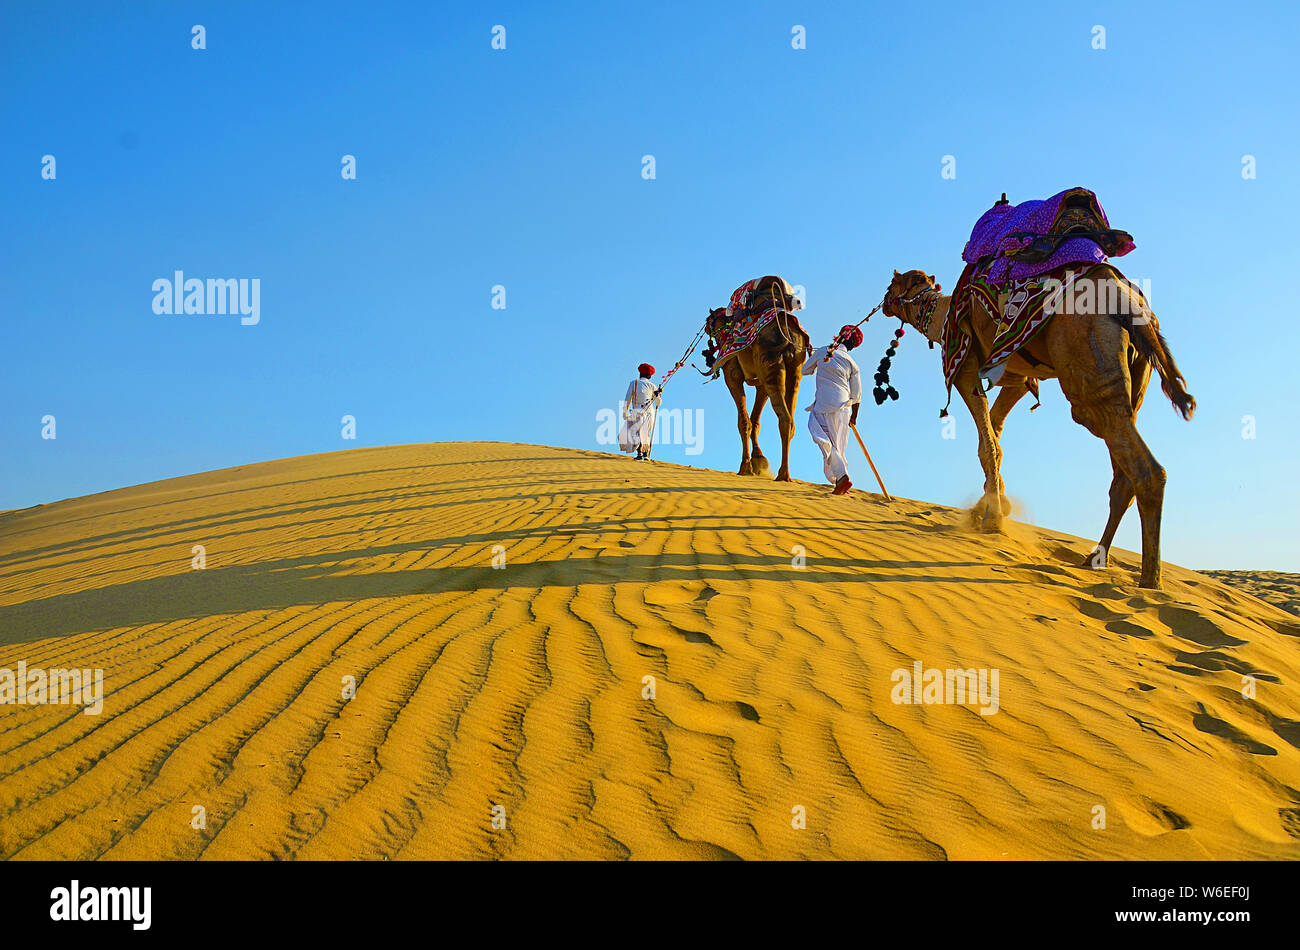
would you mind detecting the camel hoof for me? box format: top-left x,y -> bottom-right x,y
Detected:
969,494 -> 1006,533
751,456 -> 773,478
1081,544 -> 1109,570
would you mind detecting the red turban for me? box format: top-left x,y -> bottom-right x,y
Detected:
838,325 -> 863,348
638,363 -> 655,378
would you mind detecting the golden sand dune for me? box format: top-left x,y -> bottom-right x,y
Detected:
1,442 -> 1299,860
1202,571 -> 1300,619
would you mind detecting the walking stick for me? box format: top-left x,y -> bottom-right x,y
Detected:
850,424 -> 891,500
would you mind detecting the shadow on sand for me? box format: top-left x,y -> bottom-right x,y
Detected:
0,536 -> 1003,646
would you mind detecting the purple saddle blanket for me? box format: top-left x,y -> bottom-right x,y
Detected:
962,187 -> 1135,284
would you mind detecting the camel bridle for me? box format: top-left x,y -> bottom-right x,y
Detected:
911,288 -> 944,335
820,296 -> 887,364
885,279 -> 934,311
884,275 -> 946,339
870,276 -> 944,408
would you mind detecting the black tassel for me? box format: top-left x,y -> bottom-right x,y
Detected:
872,326 -> 903,405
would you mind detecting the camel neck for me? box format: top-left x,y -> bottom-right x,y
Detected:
904,292 -> 949,345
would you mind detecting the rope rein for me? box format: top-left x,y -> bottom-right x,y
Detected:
648,284 -> 896,415
637,322 -> 708,413
821,298 -> 885,363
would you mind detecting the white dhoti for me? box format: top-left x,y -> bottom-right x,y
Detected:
619,378 -> 660,454
618,406 -> 656,453
807,407 -> 850,483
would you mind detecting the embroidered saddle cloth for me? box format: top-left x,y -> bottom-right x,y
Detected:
942,261 -> 1145,393
703,276 -> 808,378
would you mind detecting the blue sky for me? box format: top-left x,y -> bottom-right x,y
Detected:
2,0 -> 1297,570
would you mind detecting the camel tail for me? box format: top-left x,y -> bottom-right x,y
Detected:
1128,309 -> 1196,421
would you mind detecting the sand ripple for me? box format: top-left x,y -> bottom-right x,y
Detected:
2,443 -> 1299,859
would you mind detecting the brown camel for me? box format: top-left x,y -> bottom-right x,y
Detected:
882,266 -> 1195,589
705,278 -> 810,481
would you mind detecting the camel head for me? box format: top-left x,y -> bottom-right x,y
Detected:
704,306 -> 728,338
882,269 -> 940,323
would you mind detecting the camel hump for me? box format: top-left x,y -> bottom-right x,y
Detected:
963,188 -> 1136,284
754,275 -> 793,295
727,276 -> 798,316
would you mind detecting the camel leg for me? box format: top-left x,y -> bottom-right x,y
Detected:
1084,446 -> 1135,570
1125,355 -> 1165,590
956,368 -> 1004,532
749,388 -> 769,466
989,379 -> 1029,515
1053,319 -> 1164,588
1085,355 -> 1153,576
724,367 -> 755,476
1086,356 -> 1159,582
767,364 -> 797,482
771,359 -> 805,483
1100,420 -> 1166,588
989,379 -> 1029,439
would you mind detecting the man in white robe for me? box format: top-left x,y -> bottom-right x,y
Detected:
801,326 -> 863,495
619,362 -> 662,460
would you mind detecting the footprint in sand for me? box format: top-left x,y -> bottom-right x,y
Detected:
1191,703 -> 1276,756
1265,715 -> 1300,751
1106,619 -> 1153,639
694,584 -> 719,604
1117,796 -> 1191,836
1268,618 -> 1300,640
1059,595 -> 1158,640
1080,581 -> 1133,602
672,625 -> 718,647
1156,605 -> 1246,648
1171,649 -> 1275,681
644,583 -> 718,609
1280,808 -> 1300,839
1067,597 -> 1129,623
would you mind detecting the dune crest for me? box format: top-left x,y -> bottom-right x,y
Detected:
1,442 -> 1298,859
